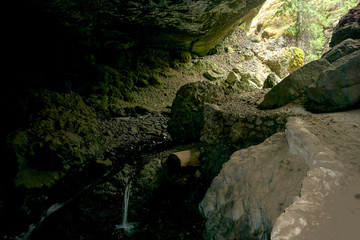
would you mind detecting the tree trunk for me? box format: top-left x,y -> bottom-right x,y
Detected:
296,6 -> 303,47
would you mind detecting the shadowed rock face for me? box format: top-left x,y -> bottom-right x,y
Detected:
330,2 -> 360,47
306,50 -> 360,112
28,0 -> 265,56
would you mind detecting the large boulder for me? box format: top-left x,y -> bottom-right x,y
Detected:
199,132 -> 307,240
306,50 -> 360,112
168,81 -> 229,143
259,47 -> 305,79
330,2 -> 360,48
263,72 -> 281,89
322,38 -> 360,63
258,59 -> 331,109
27,0 -> 266,56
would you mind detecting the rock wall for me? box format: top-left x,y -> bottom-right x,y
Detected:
201,101 -> 288,148
27,0 -> 265,56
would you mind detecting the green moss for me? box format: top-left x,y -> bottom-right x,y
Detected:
285,47 -> 305,72
15,154 -> 61,188
177,51 -> 192,63
8,90 -> 105,188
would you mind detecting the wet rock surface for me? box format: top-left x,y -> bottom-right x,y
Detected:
99,107 -> 171,151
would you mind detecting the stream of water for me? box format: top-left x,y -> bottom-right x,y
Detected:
13,182 -> 94,240
115,181 -> 135,234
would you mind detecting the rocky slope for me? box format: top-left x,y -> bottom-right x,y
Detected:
198,3 -> 360,240
200,104 -> 360,240
3,2 -> 360,240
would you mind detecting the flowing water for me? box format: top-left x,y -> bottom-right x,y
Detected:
115,181 -> 135,235
14,183 -> 93,240
15,202 -> 66,240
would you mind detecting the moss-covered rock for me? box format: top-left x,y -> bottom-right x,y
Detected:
242,72 -> 262,87
177,51 -> 193,63
263,72 -> 281,89
8,90 -> 105,188
285,47 -> 305,72
225,71 -> 241,84
203,62 -> 227,81
259,47 -> 304,79
168,82 -> 230,143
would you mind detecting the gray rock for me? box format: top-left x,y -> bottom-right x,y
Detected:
204,70 -> 226,81
242,72 -> 262,87
330,3 -> 360,48
263,72 -> 281,89
199,132 -> 307,240
225,46 -> 235,54
306,50 -> 360,112
204,62 -> 226,80
259,48 -> 291,79
32,0 -> 266,56
259,59 -> 331,109
168,81 -> 229,143
322,39 -> 360,63
233,66 -> 244,74
225,71 -> 240,84
272,118 -> 345,240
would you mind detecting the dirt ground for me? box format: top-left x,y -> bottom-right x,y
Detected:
297,110 -> 360,240
118,68 -> 202,112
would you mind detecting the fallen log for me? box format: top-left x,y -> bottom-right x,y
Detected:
166,149 -> 200,171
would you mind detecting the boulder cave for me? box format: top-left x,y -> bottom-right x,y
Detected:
2,1 -> 360,240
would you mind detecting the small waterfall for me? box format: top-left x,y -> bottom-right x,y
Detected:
115,181 -> 135,234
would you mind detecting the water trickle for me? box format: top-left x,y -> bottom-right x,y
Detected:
115,181 -> 135,234
14,183 -> 93,240
15,202 -> 66,240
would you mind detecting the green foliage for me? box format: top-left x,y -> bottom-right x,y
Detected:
324,0 -> 359,25
275,0 -> 358,61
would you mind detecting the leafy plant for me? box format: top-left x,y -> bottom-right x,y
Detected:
275,0 -> 358,61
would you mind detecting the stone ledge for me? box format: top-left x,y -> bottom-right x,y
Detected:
271,118 -> 345,240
